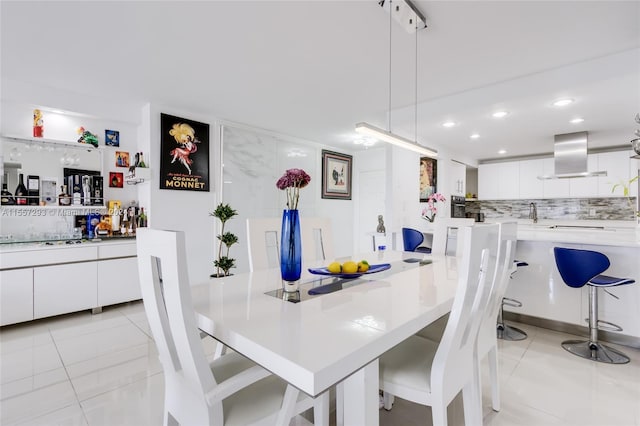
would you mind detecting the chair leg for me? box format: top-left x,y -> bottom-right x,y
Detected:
275,385 -> 300,426
462,380 -> 482,426
335,383 -> 344,426
382,391 -> 394,411
561,286 -> 630,364
431,396 -> 448,426
313,390 -> 330,426
497,298 -> 527,341
488,346 -> 500,412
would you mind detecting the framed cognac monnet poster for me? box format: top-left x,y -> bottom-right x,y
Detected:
159,113 -> 210,192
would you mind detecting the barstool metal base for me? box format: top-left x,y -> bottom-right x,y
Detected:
497,323 -> 528,341
561,340 -> 630,364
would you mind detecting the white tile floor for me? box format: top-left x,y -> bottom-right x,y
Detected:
1,301 -> 639,426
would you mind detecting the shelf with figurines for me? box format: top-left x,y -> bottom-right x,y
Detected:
1,131 -> 102,152
125,152 -> 150,185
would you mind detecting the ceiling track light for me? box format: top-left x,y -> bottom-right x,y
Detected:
357,1 -> 437,158
355,122 -> 437,157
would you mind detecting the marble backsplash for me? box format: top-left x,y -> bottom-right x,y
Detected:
466,197 -> 638,221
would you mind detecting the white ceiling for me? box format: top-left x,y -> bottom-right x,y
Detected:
1,1 -> 639,163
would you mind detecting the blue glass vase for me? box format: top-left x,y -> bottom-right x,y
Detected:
280,209 -> 302,289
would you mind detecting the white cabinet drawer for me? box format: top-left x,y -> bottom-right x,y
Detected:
98,257 -> 141,306
1,246 -> 98,269
33,262 -> 97,319
98,242 -> 137,259
0,268 -> 34,326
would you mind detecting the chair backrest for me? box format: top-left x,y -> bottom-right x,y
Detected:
247,216 -> 335,271
246,217 -> 282,271
554,247 -> 610,288
402,227 -> 424,252
431,223 -> 500,403
301,217 -> 335,262
432,218 -> 475,256
477,221 -> 518,357
137,228 -> 223,423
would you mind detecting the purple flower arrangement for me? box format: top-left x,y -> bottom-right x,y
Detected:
276,168 -> 311,210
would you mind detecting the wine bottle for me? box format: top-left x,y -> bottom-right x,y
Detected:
15,174 -> 28,205
1,182 -> 15,205
27,175 -> 40,206
137,208 -> 148,227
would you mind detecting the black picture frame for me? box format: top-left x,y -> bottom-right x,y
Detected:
321,150 -> 352,200
159,113 -> 210,192
419,157 -> 437,201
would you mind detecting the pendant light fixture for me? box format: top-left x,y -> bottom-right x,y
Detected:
355,0 -> 437,158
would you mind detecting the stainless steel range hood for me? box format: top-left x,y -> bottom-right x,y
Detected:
538,131 -> 607,179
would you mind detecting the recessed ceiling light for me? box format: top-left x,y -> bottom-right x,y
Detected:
570,117 -> 584,124
354,138 -> 375,147
492,111 -> 509,118
442,121 -> 456,128
552,98 -> 574,107
470,133 -> 480,139
498,149 -> 507,155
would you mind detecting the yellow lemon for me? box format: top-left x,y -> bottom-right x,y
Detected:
342,261 -> 358,274
357,260 -> 370,272
327,261 -> 342,274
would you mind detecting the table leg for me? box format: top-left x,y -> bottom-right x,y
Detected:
342,359 -> 379,426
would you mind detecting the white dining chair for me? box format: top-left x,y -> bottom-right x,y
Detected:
246,216 -> 335,271
301,217 -> 335,262
137,228 -> 328,426
379,223 -> 500,426
431,218 -> 475,256
416,221 -> 518,413
246,217 -> 282,271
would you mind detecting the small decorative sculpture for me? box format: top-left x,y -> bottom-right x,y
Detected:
33,109 -> 44,138
376,214 -> 386,234
76,127 -> 99,147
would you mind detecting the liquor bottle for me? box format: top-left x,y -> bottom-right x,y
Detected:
14,174 -> 28,205
27,175 -> 40,206
70,175 -> 82,206
1,182 -> 15,205
137,208 -> 148,227
58,185 -> 71,206
138,152 -> 147,168
91,176 -> 104,206
82,176 -> 91,205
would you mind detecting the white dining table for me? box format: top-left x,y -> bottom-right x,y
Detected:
191,250 -> 460,425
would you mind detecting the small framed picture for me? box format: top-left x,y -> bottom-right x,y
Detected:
321,150 -> 353,200
105,129 -> 120,146
419,157 -> 437,201
115,151 -> 130,168
109,172 -> 123,188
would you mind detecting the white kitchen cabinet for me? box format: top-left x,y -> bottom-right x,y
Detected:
478,163 -> 500,200
518,159 -> 544,199
33,262 -> 98,319
569,155 -> 598,197
98,257 -> 140,306
598,151 -> 631,197
542,158 -> 570,198
479,162 -> 520,200
0,268 -> 34,326
450,160 -> 466,196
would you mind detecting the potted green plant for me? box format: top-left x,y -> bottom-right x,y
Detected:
209,203 -> 238,277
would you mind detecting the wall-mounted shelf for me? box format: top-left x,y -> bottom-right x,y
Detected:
125,167 -> 150,185
1,134 -> 101,152
0,205 -> 107,212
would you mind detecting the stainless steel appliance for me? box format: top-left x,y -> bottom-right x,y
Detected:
451,195 -> 466,218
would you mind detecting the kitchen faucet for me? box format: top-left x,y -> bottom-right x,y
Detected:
529,202 -> 538,224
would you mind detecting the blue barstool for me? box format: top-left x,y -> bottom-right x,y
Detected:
497,260 -> 528,341
554,247 -> 635,364
402,227 -> 431,253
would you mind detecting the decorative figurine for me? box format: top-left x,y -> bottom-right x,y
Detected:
376,214 -> 386,234
33,109 -> 44,137
76,127 -> 99,147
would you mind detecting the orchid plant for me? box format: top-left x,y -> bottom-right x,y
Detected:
421,192 -> 446,222
276,168 -> 311,210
